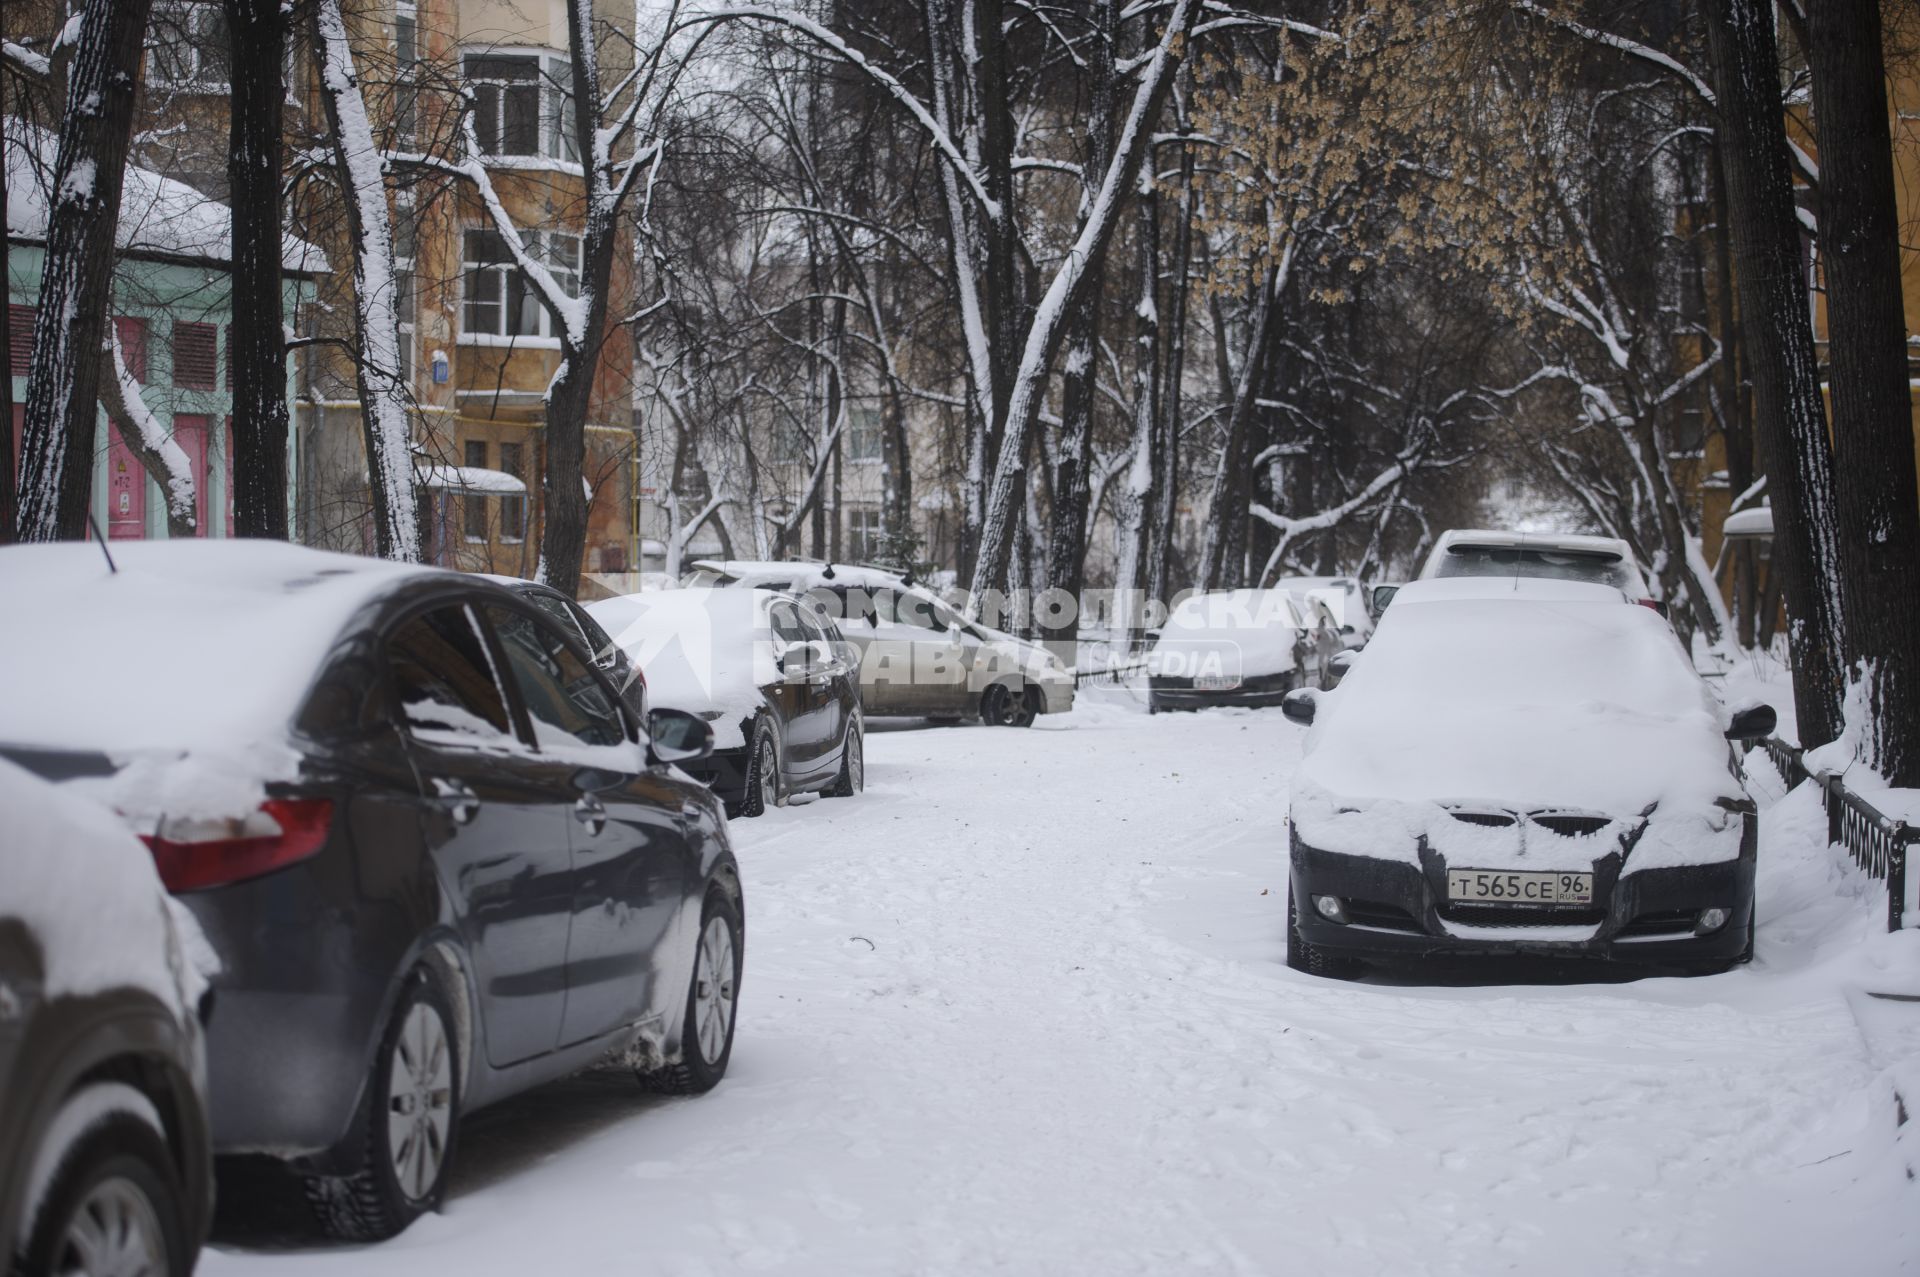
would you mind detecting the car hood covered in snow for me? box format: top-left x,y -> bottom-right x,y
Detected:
1291,578 -> 1747,875
587,588 -> 778,751
1149,589 -> 1309,679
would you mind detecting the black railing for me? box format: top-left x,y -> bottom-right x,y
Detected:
1756,737 -> 1914,932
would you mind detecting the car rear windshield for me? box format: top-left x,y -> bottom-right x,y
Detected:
1435,545 -> 1637,592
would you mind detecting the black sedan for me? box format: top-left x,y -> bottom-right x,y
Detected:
0,541 -> 744,1243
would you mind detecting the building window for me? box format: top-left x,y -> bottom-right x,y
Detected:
464,52 -> 576,162
9,306 -> 34,368
847,404 -> 882,462
499,441 -> 526,541
848,508 -> 883,560
113,317 -> 148,383
149,4 -> 229,90
462,229 -> 580,339
173,322 -> 217,390
395,2 -> 420,145
463,440 -> 489,541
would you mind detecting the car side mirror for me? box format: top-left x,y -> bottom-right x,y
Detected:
1282,688 -> 1318,726
649,707 -> 714,764
1328,650 -> 1359,675
1724,703 -> 1777,742
1371,585 -> 1399,616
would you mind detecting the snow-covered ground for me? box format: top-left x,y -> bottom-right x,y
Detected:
205,696 -> 1917,1276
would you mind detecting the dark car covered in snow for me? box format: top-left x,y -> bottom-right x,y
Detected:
0,542 -> 744,1243
1280,577 -> 1773,978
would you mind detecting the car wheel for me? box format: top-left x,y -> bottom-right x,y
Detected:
305,971 -> 460,1242
1005,687 -> 1037,728
1286,890 -> 1361,980
637,886 -> 743,1094
828,712 -> 864,797
25,1102 -> 191,1277
738,724 -> 779,818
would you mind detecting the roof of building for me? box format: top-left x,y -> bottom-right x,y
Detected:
5,118 -> 329,275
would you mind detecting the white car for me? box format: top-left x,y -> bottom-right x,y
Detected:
1280,576 -> 1773,979
1415,529 -> 1653,602
1146,589 -> 1341,713
686,559 -> 1074,726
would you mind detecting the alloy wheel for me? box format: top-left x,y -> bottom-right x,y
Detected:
386,1001 -> 454,1202
54,1176 -> 166,1277
693,915 -> 737,1064
757,737 -> 778,809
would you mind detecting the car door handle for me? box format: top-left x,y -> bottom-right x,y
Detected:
431,779 -> 480,825
573,795 -> 608,837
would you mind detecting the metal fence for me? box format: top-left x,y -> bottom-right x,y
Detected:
1757,737 -> 1915,932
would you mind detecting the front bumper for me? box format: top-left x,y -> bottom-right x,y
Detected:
1149,671 -> 1298,712
1289,827 -> 1756,972
1037,677 -> 1074,715
686,745 -> 750,804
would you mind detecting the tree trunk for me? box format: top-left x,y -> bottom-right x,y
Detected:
1196,276 -> 1277,589
226,0 -> 289,538
16,0 -> 154,541
1148,123 -> 1195,607
1806,0 -> 1920,785
1,66 -> 13,544
312,0 -> 419,561
98,333 -> 197,537
1040,0 -> 1117,653
1111,178 -> 1161,644
1701,0 -> 1846,747
1711,144 -> 1759,649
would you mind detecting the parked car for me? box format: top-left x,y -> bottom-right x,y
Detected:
2,758 -> 214,1277
0,541 -> 743,1243
485,575 -> 647,721
1146,589 -> 1342,713
1280,576 -> 1771,979
1416,529 -> 1659,608
685,559 -> 1074,726
1273,576 -> 1375,648
588,587 -> 865,816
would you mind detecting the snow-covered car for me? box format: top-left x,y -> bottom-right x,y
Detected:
1280,576 -> 1774,978
587,587 -> 865,816
1146,589 -> 1341,713
0,541 -> 743,1243
686,559 -> 1074,726
1416,529 -> 1656,605
1274,575 -> 1375,648
1,759 -> 213,1277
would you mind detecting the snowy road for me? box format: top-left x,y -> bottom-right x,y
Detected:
206,699 -> 1916,1275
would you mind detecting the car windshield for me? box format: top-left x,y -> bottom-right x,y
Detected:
1434,545 -> 1638,592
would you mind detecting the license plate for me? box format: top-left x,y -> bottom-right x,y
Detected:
1193,675 -> 1240,691
1446,869 -> 1594,906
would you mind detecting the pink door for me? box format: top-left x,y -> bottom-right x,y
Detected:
173,415 -> 210,537
105,425 -> 147,540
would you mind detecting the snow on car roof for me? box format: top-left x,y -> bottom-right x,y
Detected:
1299,586 -> 1735,815
0,541 -> 441,757
694,559 -> 912,591
1389,577 -> 1629,606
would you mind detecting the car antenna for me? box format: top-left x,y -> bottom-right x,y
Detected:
821,562 -> 836,580
86,513 -> 119,574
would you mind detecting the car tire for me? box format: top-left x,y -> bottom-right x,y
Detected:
982,682 -> 1033,727
637,886 -> 743,1095
1286,890 -> 1361,980
737,723 -> 779,818
304,970 -> 461,1243
828,712 -> 864,797
1005,687 -> 1037,728
25,1105 -> 191,1277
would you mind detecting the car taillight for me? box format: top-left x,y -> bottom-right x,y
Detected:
141,798 -> 334,892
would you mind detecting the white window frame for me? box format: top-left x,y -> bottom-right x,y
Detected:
848,508 -> 883,560
462,48 -> 578,164
148,3 -> 228,91
847,404 -> 883,463
460,228 -> 582,344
